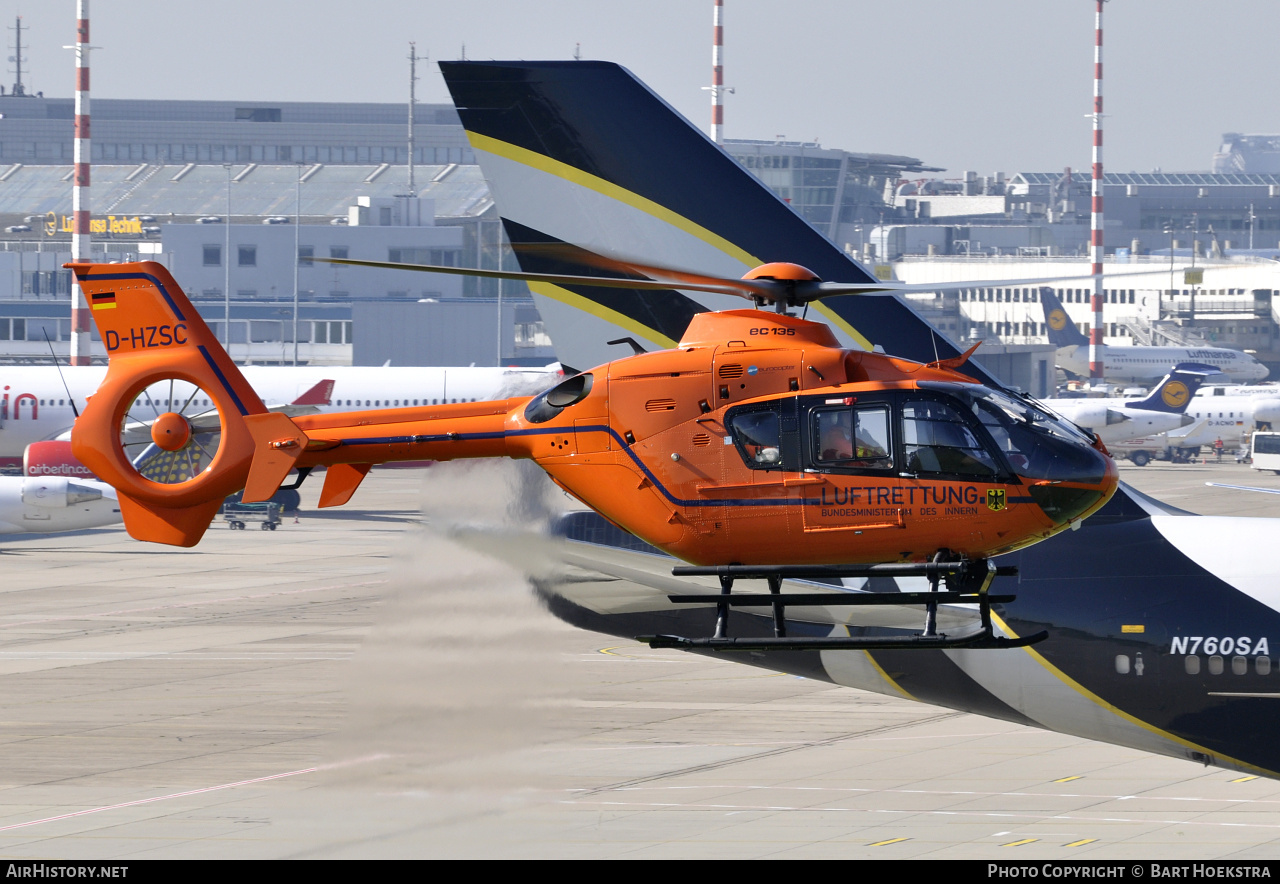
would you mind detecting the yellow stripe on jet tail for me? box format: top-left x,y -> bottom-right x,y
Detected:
91,302 -> 116,311
991,611 -> 1279,778
468,132 -> 880,356
528,281 -> 678,351
467,131 -> 761,270
854,631 -> 917,701
812,300 -> 874,352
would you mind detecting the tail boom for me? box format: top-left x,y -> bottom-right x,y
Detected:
289,399 -> 523,467
66,260 -> 528,546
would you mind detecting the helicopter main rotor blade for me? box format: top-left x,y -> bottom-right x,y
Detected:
316,257 -> 773,301
500,240 -> 1234,298
864,265 -> 1250,296
319,256 -> 1251,308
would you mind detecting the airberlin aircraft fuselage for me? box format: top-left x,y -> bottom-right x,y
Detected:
0,364 -> 557,467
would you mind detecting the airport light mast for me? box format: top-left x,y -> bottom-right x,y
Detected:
223,165 -> 232,349
406,42 -> 425,197
66,2 -> 96,366
703,0 -> 733,144
9,15 -> 28,97
293,163 -> 302,365
1088,0 -> 1108,383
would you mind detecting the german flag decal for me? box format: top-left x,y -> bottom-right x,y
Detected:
90,291 -> 117,311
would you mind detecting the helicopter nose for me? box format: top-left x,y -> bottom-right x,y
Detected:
1027,444 -> 1117,526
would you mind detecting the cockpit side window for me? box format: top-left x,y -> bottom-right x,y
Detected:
728,410 -> 783,469
811,406 -> 893,471
902,399 -> 1000,479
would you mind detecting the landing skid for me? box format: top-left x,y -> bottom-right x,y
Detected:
638,559 -> 1046,652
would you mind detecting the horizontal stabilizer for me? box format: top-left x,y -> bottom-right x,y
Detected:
319,462 -> 372,508
243,412 -> 310,503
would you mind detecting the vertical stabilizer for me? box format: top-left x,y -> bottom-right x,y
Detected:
1039,287 -> 1090,347
1125,363 -> 1215,414
440,60 -> 996,385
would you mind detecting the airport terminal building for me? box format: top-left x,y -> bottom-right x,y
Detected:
0,95 -> 474,167
0,90 -> 1273,379
0,93 -> 554,366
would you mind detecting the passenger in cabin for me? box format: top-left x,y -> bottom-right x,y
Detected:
820,413 -> 855,461
817,408 -> 890,468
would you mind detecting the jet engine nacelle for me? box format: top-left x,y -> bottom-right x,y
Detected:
21,475 -> 104,508
1064,404 -> 1130,429
1252,398 -> 1280,425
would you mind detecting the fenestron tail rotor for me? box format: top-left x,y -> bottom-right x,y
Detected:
121,379 -> 223,485
66,260 -> 276,547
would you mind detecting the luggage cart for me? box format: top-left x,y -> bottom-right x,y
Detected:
221,501 -> 282,531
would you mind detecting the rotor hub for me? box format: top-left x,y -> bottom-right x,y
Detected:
741,263 -> 822,310
150,411 -> 192,452
741,262 -> 820,282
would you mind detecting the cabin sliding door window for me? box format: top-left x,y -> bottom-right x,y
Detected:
811,405 -> 893,471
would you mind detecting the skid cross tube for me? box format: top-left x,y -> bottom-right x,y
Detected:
924,557 -> 941,638
768,574 -> 785,638
714,573 -> 731,639
640,558 -> 1041,653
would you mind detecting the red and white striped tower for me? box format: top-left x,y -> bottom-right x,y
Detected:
707,0 -> 732,143
1088,0 -> 1107,382
68,1 -> 93,365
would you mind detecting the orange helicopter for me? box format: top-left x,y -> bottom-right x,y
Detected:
65,258 -> 1116,651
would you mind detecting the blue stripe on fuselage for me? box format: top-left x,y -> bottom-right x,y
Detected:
336,424 -> 809,508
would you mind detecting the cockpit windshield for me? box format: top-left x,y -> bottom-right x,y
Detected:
900,399 -> 1001,478
966,387 -> 1105,484
975,388 -> 1094,446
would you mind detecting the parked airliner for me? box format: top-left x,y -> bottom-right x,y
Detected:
1047,364 -> 1211,444
0,441 -> 119,535
0,364 -> 557,467
1110,384 -> 1280,461
1040,288 -> 1268,383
